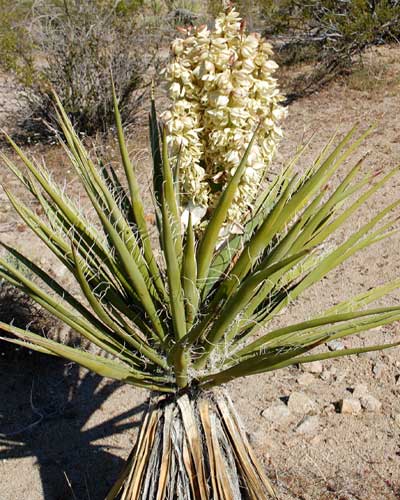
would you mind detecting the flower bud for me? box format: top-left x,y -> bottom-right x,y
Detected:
169,82 -> 182,100
208,91 -> 229,108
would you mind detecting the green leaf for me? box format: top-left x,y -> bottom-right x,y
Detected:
192,249 -> 311,368
220,126 -> 363,295
248,202 -> 399,338
54,101 -> 160,301
200,341 -> 400,389
161,195 -> 186,341
2,188 -> 149,328
182,213 -> 198,331
196,125 -> 260,292
71,246 -> 167,369
161,126 -> 183,262
235,306 -> 400,359
112,83 -> 168,303
149,94 -> 163,210
323,279 -> 400,316
0,256 -> 138,363
0,323 -> 173,392
204,164 -> 291,298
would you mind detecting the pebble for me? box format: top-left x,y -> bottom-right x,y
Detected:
327,340 -> 345,351
326,479 -> 337,492
295,415 -> 320,435
373,362 -> 386,378
302,361 -> 323,374
310,435 -> 323,446
322,403 -> 336,415
287,392 -> 317,415
320,371 -> 330,381
320,367 -> 336,381
54,265 -> 68,279
339,398 -> 362,415
394,414 -> 400,428
360,395 -> 382,412
248,430 -> 274,449
261,404 -> 291,423
352,384 -> 369,399
297,373 -> 315,386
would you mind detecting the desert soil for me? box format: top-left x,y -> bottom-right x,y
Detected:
1,45 -> 400,500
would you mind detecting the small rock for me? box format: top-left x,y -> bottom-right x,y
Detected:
295,415 -> 320,435
394,414 -> 400,428
297,373 -> 315,386
383,353 -> 395,364
303,361 -> 323,374
320,368 -> 334,381
287,392 -> 317,415
327,340 -> 345,351
261,404 -> 291,423
310,434 -> 323,446
326,479 -> 337,492
335,368 -> 348,384
54,265 -> 67,279
322,403 -> 336,415
320,371 -> 329,381
339,398 -> 362,415
352,384 -> 369,399
373,362 -> 386,378
360,395 -> 382,412
248,430 -> 271,447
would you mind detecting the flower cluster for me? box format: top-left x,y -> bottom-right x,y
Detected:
162,7 -> 287,235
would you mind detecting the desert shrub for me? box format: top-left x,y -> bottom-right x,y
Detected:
0,0 -> 162,137
21,0 -> 162,136
259,0 -> 400,100
0,0 -> 216,139
0,1 -> 35,85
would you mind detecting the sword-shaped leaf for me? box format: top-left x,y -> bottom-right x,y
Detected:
236,306 -> 400,359
196,125 -> 260,293
193,249 -> 311,368
161,195 -> 186,342
182,214 -> 198,331
0,323 -> 173,392
219,126 -> 371,300
161,126 -> 182,262
71,246 -> 167,369
112,83 -> 167,302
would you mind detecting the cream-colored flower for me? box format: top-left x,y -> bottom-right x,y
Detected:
161,6 -> 287,236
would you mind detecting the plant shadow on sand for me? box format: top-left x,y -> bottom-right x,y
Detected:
0,327 -> 145,499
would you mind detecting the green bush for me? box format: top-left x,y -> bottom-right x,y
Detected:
26,0 -> 161,136
0,0 -> 163,137
259,0 -> 400,100
0,1 -> 35,85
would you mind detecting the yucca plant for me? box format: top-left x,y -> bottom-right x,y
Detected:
1,6 -> 400,500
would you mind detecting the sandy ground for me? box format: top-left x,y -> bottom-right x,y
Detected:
1,45 -> 400,500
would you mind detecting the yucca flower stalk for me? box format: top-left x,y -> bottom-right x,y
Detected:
1,8 -> 400,500
161,7 -> 286,235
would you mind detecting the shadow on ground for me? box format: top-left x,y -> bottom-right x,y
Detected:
0,345 -> 145,500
